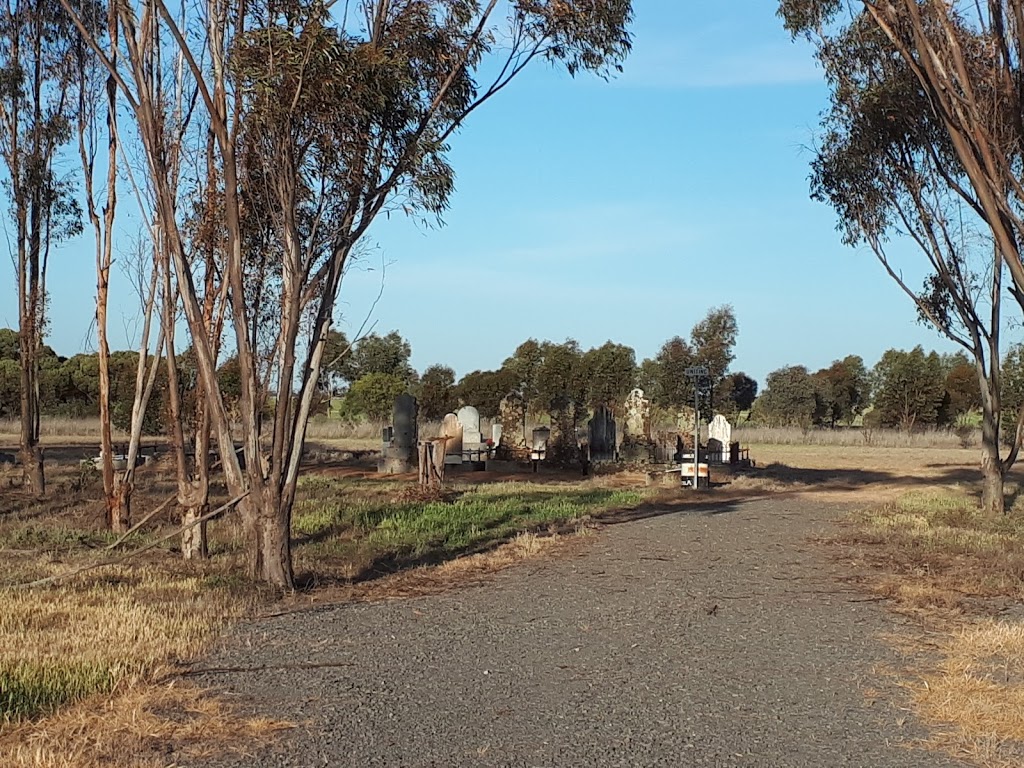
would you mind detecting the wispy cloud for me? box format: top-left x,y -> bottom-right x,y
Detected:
617,39 -> 821,90
386,201 -> 703,276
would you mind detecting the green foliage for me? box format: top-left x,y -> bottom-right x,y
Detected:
640,306 -> 739,412
1,661 -> 116,723
1001,344 -> 1024,445
340,373 -> 408,421
293,477 -> 647,568
645,335 -> 694,410
943,360 -> 981,423
501,340 -> 545,405
497,338 -> 635,417
319,329 -> 352,395
455,368 -> 516,418
0,358 -> 18,417
690,305 -> 737,382
417,364 -> 457,421
0,328 -> 18,361
581,341 -> 636,408
751,365 -> 817,428
813,355 -> 868,427
715,372 -> 758,419
533,339 -> 588,416
216,357 -> 244,411
348,332 -> 416,385
871,346 -> 946,431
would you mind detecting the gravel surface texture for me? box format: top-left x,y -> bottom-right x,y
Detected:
189,495 -> 965,767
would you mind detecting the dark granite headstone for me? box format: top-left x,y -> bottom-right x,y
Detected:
588,405 -> 616,462
378,394 -> 418,474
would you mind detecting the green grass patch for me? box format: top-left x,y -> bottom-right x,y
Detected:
293,478 -> 647,571
0,524 -> 116,553
1,660 -> 119,723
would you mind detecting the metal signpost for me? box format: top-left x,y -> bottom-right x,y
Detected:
684,365 -> 709,491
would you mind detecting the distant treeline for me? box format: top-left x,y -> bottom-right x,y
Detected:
5,317 -> 1017,437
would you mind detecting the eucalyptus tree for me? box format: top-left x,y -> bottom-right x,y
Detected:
0,0 -> 83,494
60,0 -> 633,586
781,0 -> 1024,513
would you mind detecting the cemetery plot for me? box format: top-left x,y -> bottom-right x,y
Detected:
375,390 -> 754,488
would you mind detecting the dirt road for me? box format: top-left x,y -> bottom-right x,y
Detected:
189,495 -> 962,767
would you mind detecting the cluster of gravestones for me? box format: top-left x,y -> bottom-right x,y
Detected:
377,388 -> 742,475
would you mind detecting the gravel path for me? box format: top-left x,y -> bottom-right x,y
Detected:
189,496 -> 965,767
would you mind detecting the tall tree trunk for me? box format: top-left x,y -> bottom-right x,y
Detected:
18,271 -> 43,497
182,400 -> 212,561
248,485 -> 292,588
981,427 -> 1006,516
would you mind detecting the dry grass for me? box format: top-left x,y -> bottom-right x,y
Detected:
0,544 -> 284,766
901,621 -> 1024,767
0,680 -> 289,768
751,443 -> 976,475
304,418 -> 452,452
836,488 -> 1024,765
735,424 -> 974,449
0,417 -> 132,443
838,489 -> 1024,616
0,560 -> 263,722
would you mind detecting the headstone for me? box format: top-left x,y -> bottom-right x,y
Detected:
707,414 -> 732,464
441,412 -> 463,464
393,394 -> 418,456
496,392 -> 529,461
378,393 -> 418,474
382,426 -> 394,446
621,389 -> 655,463
588,405 -> 616,462
531,426 -> 550,461
708,413 -> 732,446
457,405 -> 482,449
623,388 -> 652,442
491,423 -> 503,446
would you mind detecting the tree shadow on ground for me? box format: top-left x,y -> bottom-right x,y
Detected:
299,456 -> 1024,594
754,461 -> 985,488
593,495 -> 755,525
292,515 -> 577,590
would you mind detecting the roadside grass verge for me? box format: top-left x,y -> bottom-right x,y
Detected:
1,467 -> 653,762
0,550 -> 285,767
0,680 -> 288,768
292,476 -> 651,581
0,561 -> 264,723
836,488 -> 1024,765
839,489 -> 1024,613
908,620 -> 1024,768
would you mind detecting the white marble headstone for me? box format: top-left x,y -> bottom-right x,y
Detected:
457,405 -> 482,447
708,414 -> 732,447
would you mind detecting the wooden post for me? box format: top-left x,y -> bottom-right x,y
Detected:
418,436 -> 451,489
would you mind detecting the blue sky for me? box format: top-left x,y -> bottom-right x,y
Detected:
1,0 -> 966,385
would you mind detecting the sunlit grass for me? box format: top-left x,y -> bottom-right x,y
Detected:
0,564 -> 260,723
841,488 -> 1024,764
734,424 -> 972,449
